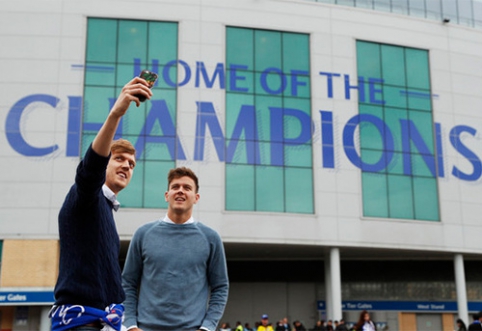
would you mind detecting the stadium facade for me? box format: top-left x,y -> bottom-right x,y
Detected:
1,0 -> 482,330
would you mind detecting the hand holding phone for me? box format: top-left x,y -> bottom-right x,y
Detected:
136,70 -> 158,102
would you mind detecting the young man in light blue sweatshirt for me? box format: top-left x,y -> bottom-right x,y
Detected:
122,167 -> 229,331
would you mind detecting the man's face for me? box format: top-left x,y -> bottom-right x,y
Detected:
165,176 -> 200,214
105,151 -> 135,194
261,318 -> 268,326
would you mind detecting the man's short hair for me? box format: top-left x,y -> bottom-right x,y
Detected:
167,167 -> 200,193
111,138 -> 136,156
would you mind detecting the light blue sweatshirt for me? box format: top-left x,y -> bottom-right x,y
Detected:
122,220 -> 229,331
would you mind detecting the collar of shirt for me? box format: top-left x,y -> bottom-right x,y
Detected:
162,215 -> 195,224
102,184 -> 120,211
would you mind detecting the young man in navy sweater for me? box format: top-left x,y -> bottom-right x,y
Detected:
50,77 -> 153,331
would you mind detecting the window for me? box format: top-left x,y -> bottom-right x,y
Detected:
356,41 -> 440,221
225,27 -> 314,213
84,18 -> 178,208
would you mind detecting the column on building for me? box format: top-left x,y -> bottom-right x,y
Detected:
325,248 -> 342,322
454,253 -> 469,325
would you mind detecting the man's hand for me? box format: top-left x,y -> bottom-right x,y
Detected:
91,77 -> 152,157
111,76 -> 153,114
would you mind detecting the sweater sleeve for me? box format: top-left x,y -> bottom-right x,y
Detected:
75,144 -> 110,201
201,228 -> 229,331
122,226 -> 146,329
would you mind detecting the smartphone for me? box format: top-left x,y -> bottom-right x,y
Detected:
136,70 -> 158,102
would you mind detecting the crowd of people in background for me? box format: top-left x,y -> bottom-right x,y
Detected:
218,310 -> 374,331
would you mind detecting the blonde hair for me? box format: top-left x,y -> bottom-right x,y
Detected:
110,138 -> 136,156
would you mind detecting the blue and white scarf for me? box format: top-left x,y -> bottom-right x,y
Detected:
49,303 -> 124,331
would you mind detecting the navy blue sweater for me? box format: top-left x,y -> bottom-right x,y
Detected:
54,145 -> 125,309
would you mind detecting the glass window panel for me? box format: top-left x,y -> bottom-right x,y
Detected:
373,0 -> 391,12
359,116 -> 385,151
386,151 -> 405,175
83,86 -> 115,125
283,73 -> 311,98
226,164 -> 255,210
362,172 -> 388,217
117,20 -> 148,64
361,148 -> 388,173
119,160 -> 143,208
142,137 -> 177,161
256,95 -> 282,142
410,153 -> 436,177
383,85 -> 407,108
255,30 -> 282,71
408,111 -> 435,151
116,64 -> 137,87
413,177 -> 440,221
391,0 -> 409,15
226,139 -> 251,164
258,141 -> 273,166
148,22 -> 178,63
407,89 -> 432,111
337,0 -> 355,5
388,174 -> 414,219
458,1 -> 474,26
426,0 -> 442,20
474,2 -> 482,29
356,41 -> 381,79
442,0 -> 459,22
408,0 -> 425,18
226,93 -> 256,136
405,48 -> 430,89
143,161 -> 172,208
256,166 -> 284,212
285,143 -> 313,167
121,100 -> 148,136
255,71 -> 286,96
86,19 -> 117,63
381,45 -> 406,86
282,33 -> 310,72
227,69 -> 254,94
383,107 -> 407,152
285,167 -> 313,213
226,27 -> 254,69
356,0 -> 373,9
84,64 -> 116,87
362,172 -> 389,217
283,97 -> 311,116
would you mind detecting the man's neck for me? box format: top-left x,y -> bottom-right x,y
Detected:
167,211 -> 192,224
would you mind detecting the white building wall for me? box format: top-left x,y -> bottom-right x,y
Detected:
1,0 -> 482,255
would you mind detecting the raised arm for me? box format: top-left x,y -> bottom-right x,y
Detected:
92,77 -> 153,157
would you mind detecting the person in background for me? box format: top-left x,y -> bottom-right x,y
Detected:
122,166 -> 229,331
245,322 -> 254,331
49,77 -> 152,331
257,314 -> 274,331
312,320 -> 327,331
220,322 -> 232,331
335,319 -> 348,331
293,320 -> 306,331
326,320 -> 334,331
354,311 -> 376,331
469,312 -> 482,330
235,321 -> 244,331
457,318 -> 467,331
